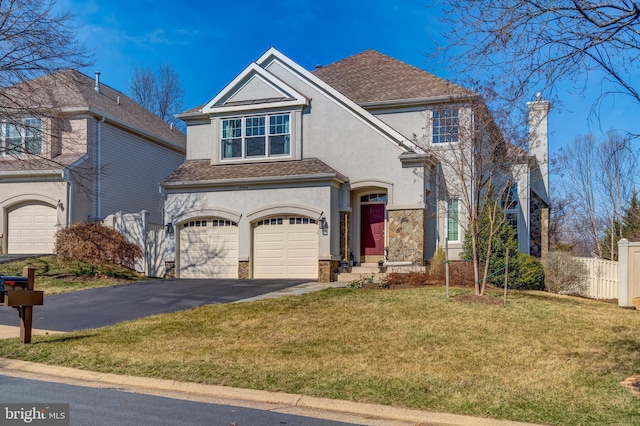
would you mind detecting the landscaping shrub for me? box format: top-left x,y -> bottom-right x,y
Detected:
542,251 -> 588,296
504,254 -> 545,290
55,223 -> 143,274
461,198 -> 518,287
429,246 -> 446,277
448,261 -> 475,287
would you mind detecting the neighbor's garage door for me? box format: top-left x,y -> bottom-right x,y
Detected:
179,219 -> 238,279
7,203 -> 57,254
253,217 -> 318,279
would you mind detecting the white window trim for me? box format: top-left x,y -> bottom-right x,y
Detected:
447,198 -> 460,243
505,183 -> 519,239
220,112 -> 291,162
0,117 -> 43,156
432,108 -> 459,144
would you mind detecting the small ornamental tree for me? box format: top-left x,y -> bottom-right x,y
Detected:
55,223 -> 142,274
461,197 -> 518,287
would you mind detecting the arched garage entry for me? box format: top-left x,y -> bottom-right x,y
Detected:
253,216 -> 319,279
6,201 -> 58,254
178,218 -> 239,279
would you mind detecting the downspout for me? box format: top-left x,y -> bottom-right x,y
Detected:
62,169 -> 72,227
435,164 -> 440,247
96,115 -> 105,220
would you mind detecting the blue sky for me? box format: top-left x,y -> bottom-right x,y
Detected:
60,0 -> 639,157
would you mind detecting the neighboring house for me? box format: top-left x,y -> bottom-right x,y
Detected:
0,70 -> 186,254
162,48 -> 549,281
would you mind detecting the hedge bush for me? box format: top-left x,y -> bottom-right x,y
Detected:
55,223 -> 143,274
542,251 -> 588,296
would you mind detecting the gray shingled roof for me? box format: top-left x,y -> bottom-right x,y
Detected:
163,158 -> 346,186
312,50 -> 473,104
1,69 -> 186,148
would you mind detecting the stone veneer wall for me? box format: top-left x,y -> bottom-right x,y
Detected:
238,261 -> 250,279
164,261 -> 175,279
340,212 -> 350,261
387,209 -> 425,265
529,192 -> 549,258
318,260 -> 338,282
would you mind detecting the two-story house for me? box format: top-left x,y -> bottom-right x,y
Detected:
162,48 -> 549,281
0,69 -> 186,254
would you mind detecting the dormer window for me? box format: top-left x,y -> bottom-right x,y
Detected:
221,113 -> 290,160
1,118 -> 43,156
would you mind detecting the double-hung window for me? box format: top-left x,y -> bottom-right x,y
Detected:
504,183 -> 519,240
432,109 -> 459,144
447,199 -> 460,242
1,118 -> 43,156
221,113 -> 290,160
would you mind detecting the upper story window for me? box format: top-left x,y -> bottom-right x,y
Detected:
221,113 -> 290,160
432,109 -> 459,144
1,118 -> 43,156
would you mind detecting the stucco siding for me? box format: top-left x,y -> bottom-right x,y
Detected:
99,123 -> 185,223
186,121 -> 213,160
165,184 -> 333,262
0,180 -> 68,253
264,61 -> 427,208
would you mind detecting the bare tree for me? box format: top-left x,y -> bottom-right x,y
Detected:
0,0 -> 91,160
556,131 -> 638,257
421,93 -> 528,296
433,1 -> 640,126
556,134 -> 602,255
129,63 -> 185,129
598,131 -> 638,258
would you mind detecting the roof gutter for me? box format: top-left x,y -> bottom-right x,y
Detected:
162,172 -> 348,190
360,93 -> 480,110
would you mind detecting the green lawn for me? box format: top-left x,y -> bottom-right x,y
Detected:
0,286 -> 639,425
0,256 -> 144,295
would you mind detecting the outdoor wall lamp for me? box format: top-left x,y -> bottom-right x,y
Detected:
165,222 -> 174,237
319,217 -> 328,235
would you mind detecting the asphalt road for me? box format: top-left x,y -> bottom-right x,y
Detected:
0,278 -> 308,331
0,375 -> 361,426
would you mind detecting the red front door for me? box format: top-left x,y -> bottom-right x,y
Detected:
361,204 -> 385,261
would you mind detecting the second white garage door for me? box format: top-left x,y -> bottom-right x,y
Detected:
179,219 -> 238,279
253,217 -> 318,279
7,202 -> 58,254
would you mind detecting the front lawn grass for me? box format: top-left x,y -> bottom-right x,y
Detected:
0,287 -> 639,425
0,256 -> 144,295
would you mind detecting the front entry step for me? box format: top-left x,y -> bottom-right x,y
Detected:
336,263 -> 386,283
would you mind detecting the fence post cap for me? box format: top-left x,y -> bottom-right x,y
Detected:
618,238 -> 630,247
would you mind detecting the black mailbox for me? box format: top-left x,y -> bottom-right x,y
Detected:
0,268 -> 43,343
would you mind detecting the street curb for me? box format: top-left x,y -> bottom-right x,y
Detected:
0,358 -> 543,426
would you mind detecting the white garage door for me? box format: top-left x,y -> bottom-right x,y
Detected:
7,203 -> 58,254
179,219 -> 239,279
254,217 -> 318,279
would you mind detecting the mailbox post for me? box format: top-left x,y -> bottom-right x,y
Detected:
0,266 -> 43,344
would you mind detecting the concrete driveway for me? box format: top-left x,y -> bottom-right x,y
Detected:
0,278 -> 311,332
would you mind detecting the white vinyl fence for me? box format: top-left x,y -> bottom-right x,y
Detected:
103,210 -> 167,278
575,257 -> 618,300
